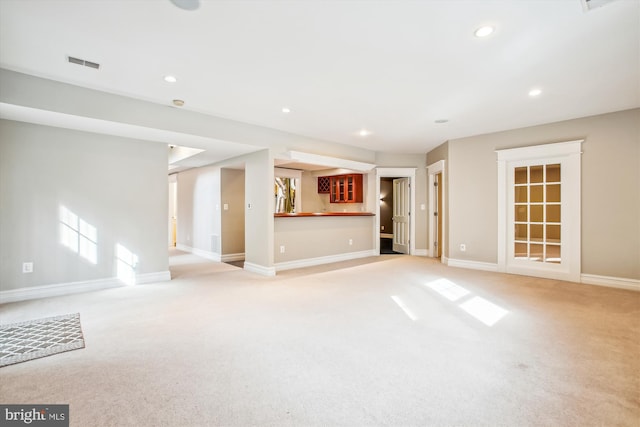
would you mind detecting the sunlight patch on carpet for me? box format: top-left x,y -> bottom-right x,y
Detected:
0,313 -> 85,368
459,297 -> 509,327
391,295 -> 418,321
425,278 -> 470,301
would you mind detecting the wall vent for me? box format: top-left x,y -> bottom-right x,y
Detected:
67,56 -> 100,69
211,234 -> 220,253
581,0 -> 620,11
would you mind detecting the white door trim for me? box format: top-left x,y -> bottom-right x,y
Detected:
427,160 -> 446,259
376,168 -> 416,255
497,140 -> 583,282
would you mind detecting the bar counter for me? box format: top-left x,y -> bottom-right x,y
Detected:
274,212 -> 375,217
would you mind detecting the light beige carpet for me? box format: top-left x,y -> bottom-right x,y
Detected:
0,250 -> 638,426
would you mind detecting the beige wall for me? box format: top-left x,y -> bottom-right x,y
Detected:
176,166 -> 221,254
0,119 -> 168,290
243,149 -> 274,269
274,216 -> 375,263
300,171 -> 324,213
221,168 -> 245,256
445,108 -> 639,280
426,142 -> 448,165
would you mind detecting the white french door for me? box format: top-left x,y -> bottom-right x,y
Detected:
497,141 -> 582,282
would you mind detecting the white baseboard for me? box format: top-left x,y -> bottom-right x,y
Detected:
444,258 -> 639,292
413,249 -> 428,256
221,253 -> 245,262
176,243 -> 190,252
176,244 -> 221,262
275,249 -> 376,272
137,270 -> 172,284
581,274 -> 640,292
244,262 -> 276,277
446,258 -> 499,272
0,270 -> 171,304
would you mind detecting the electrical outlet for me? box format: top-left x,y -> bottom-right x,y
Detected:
349,239 -> 353,245
381,225 -> 385,231
22,262 -> 33,273
223,203 -> 229,210
280,245 -> 285,254
460,244 -> 466,252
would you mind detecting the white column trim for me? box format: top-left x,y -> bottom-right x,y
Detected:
427,160 -> 446,260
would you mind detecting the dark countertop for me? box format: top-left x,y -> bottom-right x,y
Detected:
274,212 -> 375,217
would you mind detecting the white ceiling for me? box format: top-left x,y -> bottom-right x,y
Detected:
0,0 -> 638,161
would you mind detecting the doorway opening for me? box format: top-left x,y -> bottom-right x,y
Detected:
376,168 -> 416,255
380,177 -> 402,254
427,160 -> 445,261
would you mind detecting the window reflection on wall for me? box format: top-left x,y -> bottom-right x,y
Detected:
116,243 -> 138,286
275,177 -> 296,213
59,205 -> 97,264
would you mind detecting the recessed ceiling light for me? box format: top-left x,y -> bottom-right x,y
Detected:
172,99 -> 185,107
474,26 -> 494,38
359,129 -> 371,137
282,107 -> 291,114
164,75 -> 177,83
529,88 -> 542,97
435,119 -> 449,124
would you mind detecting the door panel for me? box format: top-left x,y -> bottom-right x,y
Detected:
392,178 -> 410,254
436,172 -> 442,258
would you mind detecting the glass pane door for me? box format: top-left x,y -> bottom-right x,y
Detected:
513,163 -> 561,264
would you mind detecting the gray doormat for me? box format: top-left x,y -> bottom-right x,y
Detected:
0,313 -> 85,368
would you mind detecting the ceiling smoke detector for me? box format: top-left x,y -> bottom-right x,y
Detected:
169,0 -> 200,11
67,56 -> 100,69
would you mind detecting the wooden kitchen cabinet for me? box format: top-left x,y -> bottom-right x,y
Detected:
330,174 -> 363,203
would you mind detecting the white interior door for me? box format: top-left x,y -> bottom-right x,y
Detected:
392,178 -> 410,254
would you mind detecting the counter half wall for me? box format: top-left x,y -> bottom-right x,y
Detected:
274,213 -> 376,270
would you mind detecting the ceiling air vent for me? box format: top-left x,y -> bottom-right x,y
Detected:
67,56 -> 100,70
581,0 -> 621,11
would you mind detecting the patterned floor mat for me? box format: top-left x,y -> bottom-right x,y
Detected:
0,313 -> 85,368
